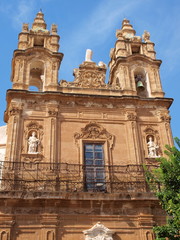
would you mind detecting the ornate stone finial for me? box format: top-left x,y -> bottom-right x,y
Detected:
22,23 -> 29,32
121,18 -> 136,39
85,49 -> 93,62
98,61 -> 107,69
32,11 -> 47,31
51,24 -> 58,34
142,30 -> 151,42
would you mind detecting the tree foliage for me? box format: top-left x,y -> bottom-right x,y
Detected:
145,137 -> 180,240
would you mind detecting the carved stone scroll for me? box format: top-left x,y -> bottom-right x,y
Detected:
83,222 -> 114,240
74,122 -> 114,149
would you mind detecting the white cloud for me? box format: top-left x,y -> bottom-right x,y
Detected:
60,0 -> 145,80
0,0 -> 35,30
68,0 -> 144,48
12,0 -> 35,29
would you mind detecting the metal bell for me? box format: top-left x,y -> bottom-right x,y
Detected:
137,80 -> 145,90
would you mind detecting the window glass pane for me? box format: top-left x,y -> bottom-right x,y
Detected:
85,152 -> 93,159
85,144 -> 93,150
96,169 -> 104,179
86,169 -> 94,179
95,152 -> 103,160
95,160 -> 104,166
94,145 -> 103,151
86,160 -> 93,165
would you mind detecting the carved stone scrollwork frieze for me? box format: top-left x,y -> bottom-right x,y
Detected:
74,122 -> 114,148
60,61 -> 121,90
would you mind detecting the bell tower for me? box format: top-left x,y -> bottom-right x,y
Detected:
109,19 -> 164,98
1,15 -> 174,240
11,11 -> 63,91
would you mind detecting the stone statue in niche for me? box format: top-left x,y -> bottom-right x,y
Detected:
147,136 -> 160,158
28,131 -> 40,154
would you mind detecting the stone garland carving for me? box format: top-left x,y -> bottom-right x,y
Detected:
83,222 -> 114,240
74,122 -> 114,149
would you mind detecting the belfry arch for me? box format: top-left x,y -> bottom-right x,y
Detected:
29,60 -> 44,91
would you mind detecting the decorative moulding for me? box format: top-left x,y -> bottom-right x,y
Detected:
83,222 -> 114,240
74,122 -> 114,148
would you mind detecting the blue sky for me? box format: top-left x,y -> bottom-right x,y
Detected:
0,0 -> 180,139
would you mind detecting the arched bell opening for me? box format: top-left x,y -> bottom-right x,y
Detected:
134,67 -> 149,97
29,60 -> 44,91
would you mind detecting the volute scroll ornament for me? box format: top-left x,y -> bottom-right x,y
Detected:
74,122 -> 114,149
126,111 -> 137,121
8,103 -> 23,116
83,222 -> 114,240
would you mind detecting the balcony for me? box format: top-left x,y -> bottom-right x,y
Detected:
0,161 -> 158,198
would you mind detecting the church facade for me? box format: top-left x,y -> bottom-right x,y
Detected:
0,12 -> 173,240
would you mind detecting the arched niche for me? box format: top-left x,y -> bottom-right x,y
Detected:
134,67 -> 150,97
0,231 -> 8,240
29,60 -> 44,91
23,121 -> 44,155
47,231 -> 54,240
146,231 -> 154,240
143,126 -> 161,159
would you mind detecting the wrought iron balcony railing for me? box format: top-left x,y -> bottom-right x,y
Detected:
0,161 -> 157,194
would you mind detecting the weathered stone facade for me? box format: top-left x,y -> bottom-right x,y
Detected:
0,12 -> 173,240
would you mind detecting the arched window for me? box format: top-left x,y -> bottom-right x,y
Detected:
134,67 -> 149,97
29,60 -> 44,91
